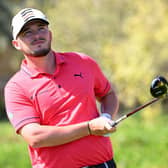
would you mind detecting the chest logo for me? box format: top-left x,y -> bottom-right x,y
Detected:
74,72 -> 83,78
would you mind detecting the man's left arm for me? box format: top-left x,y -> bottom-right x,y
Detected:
88,86 -> 119,135
98,86 -> 119,119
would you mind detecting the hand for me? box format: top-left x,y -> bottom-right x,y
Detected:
88,116 -> 116,136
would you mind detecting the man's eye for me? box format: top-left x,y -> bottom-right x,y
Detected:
39,27 -> 46,31
23,30 -> 32,36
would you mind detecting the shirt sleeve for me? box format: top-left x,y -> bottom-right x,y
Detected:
86,55 -> 111,98
94,63 -> 111,97
4,81 -> 40,133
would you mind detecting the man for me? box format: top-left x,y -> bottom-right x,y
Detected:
5,8 -> 119,168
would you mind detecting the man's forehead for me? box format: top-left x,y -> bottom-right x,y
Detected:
22,19 -> 48,28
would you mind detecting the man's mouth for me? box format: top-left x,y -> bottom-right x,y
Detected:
32,39 -> 45,45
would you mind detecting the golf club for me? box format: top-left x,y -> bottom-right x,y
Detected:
112,76 -> 168,127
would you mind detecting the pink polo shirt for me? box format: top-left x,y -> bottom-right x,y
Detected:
5,52 -> 114,168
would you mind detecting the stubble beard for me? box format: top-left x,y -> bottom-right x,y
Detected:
31,47 -> 51,57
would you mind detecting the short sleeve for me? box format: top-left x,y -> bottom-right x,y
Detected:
93,62 -> 111,97
84,55 -> 111,98
4,81 -> 40,133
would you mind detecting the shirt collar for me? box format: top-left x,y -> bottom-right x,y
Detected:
21,51 -> 65,78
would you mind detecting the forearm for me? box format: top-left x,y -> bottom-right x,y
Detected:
99,89 -> 119,119
86,89 -> 119,135
20,122 -> 89,148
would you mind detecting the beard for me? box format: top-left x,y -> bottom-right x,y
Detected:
31,47 -> 51,57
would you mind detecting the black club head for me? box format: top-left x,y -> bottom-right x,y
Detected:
150,76 -> 168,98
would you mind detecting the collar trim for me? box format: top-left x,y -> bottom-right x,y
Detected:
21,52 -> 65,78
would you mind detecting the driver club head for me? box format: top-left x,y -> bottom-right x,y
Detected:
150,76 -> 168,98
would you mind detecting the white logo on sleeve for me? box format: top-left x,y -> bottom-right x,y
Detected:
8,112 -> 14,120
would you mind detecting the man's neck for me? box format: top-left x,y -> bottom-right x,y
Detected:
25,51 -> 56,74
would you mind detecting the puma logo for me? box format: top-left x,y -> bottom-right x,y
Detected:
74,72 -> 83,78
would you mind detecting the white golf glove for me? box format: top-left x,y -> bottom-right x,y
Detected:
100,113 -> 116,136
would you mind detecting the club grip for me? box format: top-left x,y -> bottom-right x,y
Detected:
111,115 -> 127,127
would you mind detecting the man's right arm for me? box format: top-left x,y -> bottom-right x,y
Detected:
19,122 -> 89,148
19,116 -> 116,148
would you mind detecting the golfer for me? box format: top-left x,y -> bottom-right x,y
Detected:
4,8 -> 119,168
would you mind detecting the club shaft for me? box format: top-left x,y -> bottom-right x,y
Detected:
113,98 -> 160,126
126,98 -> 159,117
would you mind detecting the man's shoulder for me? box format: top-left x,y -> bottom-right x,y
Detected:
5,70 -> 27,88
56,51 -> 92,60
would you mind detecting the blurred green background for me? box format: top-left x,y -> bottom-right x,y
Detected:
0,0 -> 167,167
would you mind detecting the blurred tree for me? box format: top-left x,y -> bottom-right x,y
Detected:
48,0 -> 168,117
0,0 -> 168,120
0,1 -> 12,46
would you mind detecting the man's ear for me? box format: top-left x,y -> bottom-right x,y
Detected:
49,30 -> 52,41
12,40 -> 21,50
